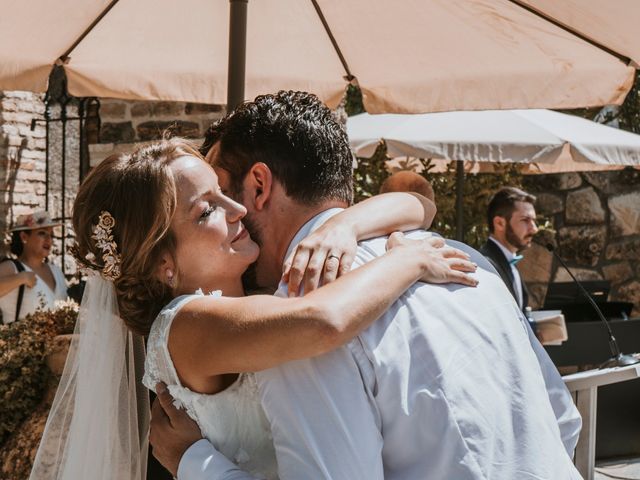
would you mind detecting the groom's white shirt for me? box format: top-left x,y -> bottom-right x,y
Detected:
178,209 -> 582,480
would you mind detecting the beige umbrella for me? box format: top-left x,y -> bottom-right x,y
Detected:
0,0 -> 638,113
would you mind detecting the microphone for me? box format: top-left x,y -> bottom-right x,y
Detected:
546,243 -> 639,369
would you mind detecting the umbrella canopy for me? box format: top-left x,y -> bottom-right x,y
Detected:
347,109 -> 640,174
0,0 -> 637,113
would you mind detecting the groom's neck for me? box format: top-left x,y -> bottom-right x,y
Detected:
257,199 -> 346,289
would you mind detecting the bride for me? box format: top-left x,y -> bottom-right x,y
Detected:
30,138 -> 477,479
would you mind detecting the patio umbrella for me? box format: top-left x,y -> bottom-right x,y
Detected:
347,110 -> 640,238
0,0 -> 638,113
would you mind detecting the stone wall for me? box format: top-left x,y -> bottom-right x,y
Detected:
519,169 -> 640,315
2,93 -> 638,313
89,99 -> 225,166
0,91 -> 47,256
97,98 -> 224,145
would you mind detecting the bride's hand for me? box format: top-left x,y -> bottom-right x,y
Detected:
282,222 -> 357,297
386,232 -> 479,287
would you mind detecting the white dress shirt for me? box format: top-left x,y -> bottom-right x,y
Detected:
179,209 -> 582,480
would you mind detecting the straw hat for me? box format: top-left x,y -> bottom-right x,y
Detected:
9,210 -> 62,232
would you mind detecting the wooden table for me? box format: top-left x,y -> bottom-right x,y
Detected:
563,363 -> 640,480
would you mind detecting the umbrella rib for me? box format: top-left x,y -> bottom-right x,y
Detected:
310,0 -> 355,81
58,0 -> 121,64
506,0 -> 631,65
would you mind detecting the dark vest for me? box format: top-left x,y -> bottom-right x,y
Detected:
479,239 -> 529,313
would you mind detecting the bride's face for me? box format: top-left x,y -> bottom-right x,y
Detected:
168,155 -> 259,294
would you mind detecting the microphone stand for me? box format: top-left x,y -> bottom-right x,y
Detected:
546,244 -> 639,369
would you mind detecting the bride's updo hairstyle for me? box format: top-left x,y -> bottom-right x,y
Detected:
72,138 -> 202,335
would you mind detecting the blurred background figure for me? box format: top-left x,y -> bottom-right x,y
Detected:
379,170 -> 435,203
0,211 -> 67,324
480,187 -> 538,329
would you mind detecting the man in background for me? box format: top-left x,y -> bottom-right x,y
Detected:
480,186 -> 538,330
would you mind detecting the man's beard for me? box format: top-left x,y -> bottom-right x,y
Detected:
505,222 -> 533,253
240,211 -> 264,293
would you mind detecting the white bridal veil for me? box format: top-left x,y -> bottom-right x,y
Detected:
30,274 -> 149,480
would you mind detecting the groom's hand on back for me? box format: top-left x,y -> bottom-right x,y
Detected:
150,382 -> 203,477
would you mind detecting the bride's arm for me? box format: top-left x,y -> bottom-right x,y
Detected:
336,191 -> 435,237
169,236 -> 477,378
284,192 -> 436,294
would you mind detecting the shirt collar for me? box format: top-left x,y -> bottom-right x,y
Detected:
489,236 -> 519,261
283,208 -> 345,266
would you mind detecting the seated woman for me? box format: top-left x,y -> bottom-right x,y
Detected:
32,139 -> 476,480
0,211 -> 67,324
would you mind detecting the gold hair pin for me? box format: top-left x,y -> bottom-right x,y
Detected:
90,211 -> 121,280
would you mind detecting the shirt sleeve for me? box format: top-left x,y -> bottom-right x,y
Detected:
446,239 -> 582,456
178,439 -> 264,480
523,323 -> 582,456
255,343 -> 385,480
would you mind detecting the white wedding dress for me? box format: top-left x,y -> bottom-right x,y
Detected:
143,293 -> 279,480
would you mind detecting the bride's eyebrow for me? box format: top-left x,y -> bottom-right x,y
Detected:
188,190 -> 215,212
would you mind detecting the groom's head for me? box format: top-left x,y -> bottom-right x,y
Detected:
202,90 -> 353,287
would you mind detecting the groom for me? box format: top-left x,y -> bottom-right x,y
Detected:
151,91 -> 582,479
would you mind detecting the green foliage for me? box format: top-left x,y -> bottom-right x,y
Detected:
344,84 -> 365,117
0,301 -> 77,448
353,143 -> 388,203
600,71 -> 640,133
427,163 -> 524,248
352,141 -> 525,248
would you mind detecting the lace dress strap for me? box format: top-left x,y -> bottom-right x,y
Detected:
143,294 -> 209,391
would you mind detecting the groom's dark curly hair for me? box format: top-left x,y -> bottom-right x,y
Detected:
201,90 -> 353,205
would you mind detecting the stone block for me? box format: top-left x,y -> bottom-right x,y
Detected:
612,280 -> 640,311
584,169 -> 640,195
0,98 -> 44,114
0,124 -> 18,136
100,122 -> 135,143
32,138 -> 46,150
602,262 -> 634,286
99,101 -> 127,119
519,243 -> 553,283
606,238 -> 640,261
527,172 -> 582,191
7,134 -> 23,147
526,282 -> 547,310
557,225 -> 606,266
152,102 -> 185,117
535,193 -> 563,215
19,160 -> 36,171
582,171 -> 611,193
130,102 -> 152,117
20,149 -> 46,161
185,103 -> 224,115
137,121 -> 199,141
18,123 -> 46,138
609,192 -> 640,236
3,91 -> 43,101
0,110 -> 35,124
553,267 -> 603,282
565,187 -> 605,224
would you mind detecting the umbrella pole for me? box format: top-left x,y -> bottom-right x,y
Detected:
227,0 -> 248,112
455,160 -> 464,241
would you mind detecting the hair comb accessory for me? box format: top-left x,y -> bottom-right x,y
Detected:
91,211 -> 122,280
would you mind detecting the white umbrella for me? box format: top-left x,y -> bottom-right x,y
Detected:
347,110 -> 640,238
348,110 -> 640,169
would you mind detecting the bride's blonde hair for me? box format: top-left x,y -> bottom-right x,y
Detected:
73,137 -> 202,335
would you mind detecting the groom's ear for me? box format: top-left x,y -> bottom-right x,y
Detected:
244,162 -> 273,211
